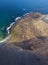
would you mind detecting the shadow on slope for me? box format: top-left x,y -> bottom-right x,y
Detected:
0,43 -> 43,65
13,36 -> 48,51
0,36 -> 48,65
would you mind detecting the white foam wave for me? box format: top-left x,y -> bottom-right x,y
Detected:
15,12 -> 33,22
23,12 -> 33,17
7,22 -> 15,34
15,17 -> 21,21
23,13 -> 30,17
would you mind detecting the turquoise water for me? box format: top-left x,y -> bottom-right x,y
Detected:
0,14 -> 14,40
0,0 -> 48,40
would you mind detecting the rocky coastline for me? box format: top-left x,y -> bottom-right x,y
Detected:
0,12 -> 48,65
0,12 -> 48,43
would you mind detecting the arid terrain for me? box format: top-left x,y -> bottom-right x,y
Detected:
0,12 -> 48,65
8,12 -> 48,43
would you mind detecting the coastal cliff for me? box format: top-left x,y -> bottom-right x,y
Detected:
0,12 -> 48,65
7,12 -> 48,43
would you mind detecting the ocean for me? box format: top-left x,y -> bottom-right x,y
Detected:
0,0 -> 48,41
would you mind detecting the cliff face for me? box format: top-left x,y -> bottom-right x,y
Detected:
8,12 -> 48,43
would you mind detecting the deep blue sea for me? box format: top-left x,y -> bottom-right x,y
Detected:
0,0 -> 48,40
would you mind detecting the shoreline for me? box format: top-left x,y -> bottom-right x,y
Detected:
0,12 -> 47,43
0,35 -> 11,43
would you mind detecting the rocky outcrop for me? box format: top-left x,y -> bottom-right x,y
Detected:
8,12 -> 48,43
